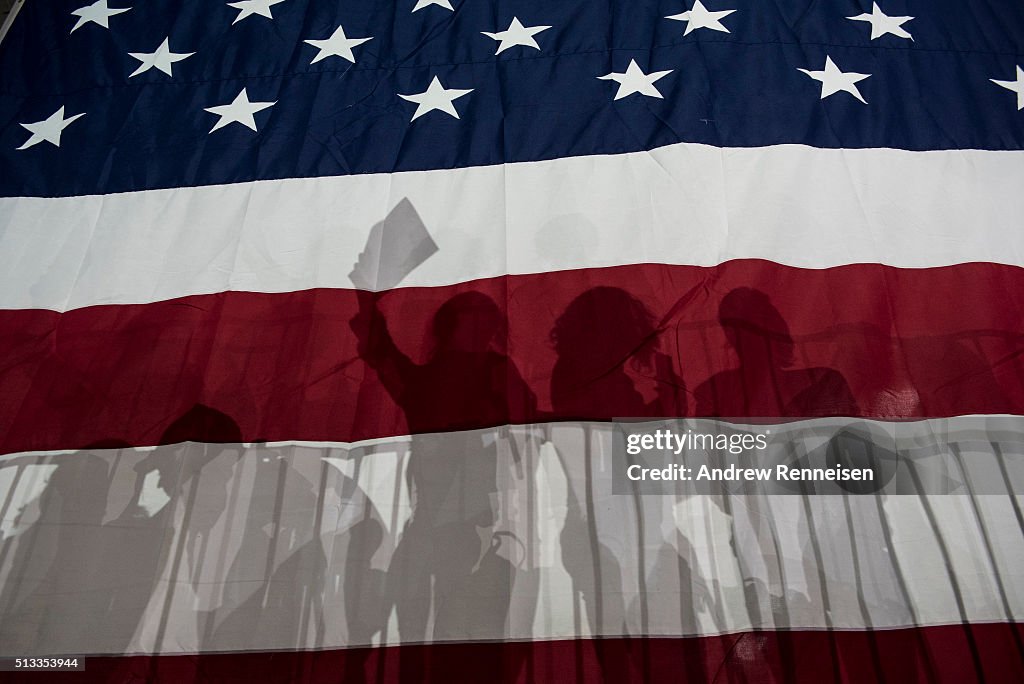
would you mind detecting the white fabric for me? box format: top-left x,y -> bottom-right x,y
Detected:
1,418 -> 1022,656
2,143 -> 1023,311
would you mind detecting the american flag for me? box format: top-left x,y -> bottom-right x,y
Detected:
1,0 -> 1023,681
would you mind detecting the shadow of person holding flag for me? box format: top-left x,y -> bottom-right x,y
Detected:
348,199 -> 537,681
350,290 -> 537,680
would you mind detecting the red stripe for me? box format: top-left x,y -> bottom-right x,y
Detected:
8,625 -> 1024,683
2,260 -> 1023,454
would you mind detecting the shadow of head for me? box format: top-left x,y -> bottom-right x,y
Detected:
431,291 -> 503,354
551,286 -> 657,367
719,287 -> 795,369
134,404 -> 243,493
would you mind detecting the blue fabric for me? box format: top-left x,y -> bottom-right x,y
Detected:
1,0 -> 1022,196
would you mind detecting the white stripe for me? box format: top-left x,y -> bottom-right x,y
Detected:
2,144 -> 1023,311
1,417 -> 1022,656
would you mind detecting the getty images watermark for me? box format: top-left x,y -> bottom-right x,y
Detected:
623,425 -> 875,486
611,417 -> 1021,496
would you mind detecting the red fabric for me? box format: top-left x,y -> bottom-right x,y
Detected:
2,260 -> 1023,454
7,625 -> 1023,683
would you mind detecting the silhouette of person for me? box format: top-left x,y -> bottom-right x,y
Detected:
203,446 -> 321,653
695,287 -> 858,417
548,287 -> 686,680
686,289 -> 857,680
352,289 -> 537,434
337,511 -> 390,682
91,404 -> 241,658
0,442 -> 123,655
636,496 -> 730,682
351,289 -> 537,680
550,286 -> 686,418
